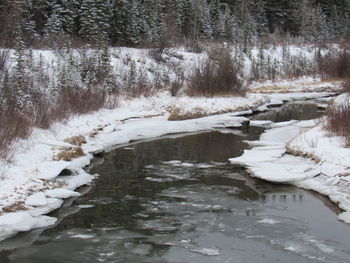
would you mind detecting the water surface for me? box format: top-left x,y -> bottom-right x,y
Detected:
1,102 -> 349,263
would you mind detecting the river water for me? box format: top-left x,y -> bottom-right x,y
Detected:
1,102 -> 350,263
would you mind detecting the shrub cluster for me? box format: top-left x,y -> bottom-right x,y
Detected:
186,50 -> 244,97
325,105 -> 350,146
317,49 -> 350,79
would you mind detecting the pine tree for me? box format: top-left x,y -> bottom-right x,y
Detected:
196,0 -> 213,38
19,0 -> 39,44
124,0 -> 143,45
111,0 -> 128,45
45,2 -> 65,36
79,0 -> 112,45
176,0 -> 195,39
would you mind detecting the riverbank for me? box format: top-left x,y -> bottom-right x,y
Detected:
230,93 -> 350,224
0,79 -> 342,241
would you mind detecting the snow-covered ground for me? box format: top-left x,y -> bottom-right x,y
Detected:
230,93 -> 350,224
0,87 -> 340,241
0,90 -> 266,242
0,43 -> 346,241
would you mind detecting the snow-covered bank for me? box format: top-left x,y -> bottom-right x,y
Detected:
230,94 -> 350,223
0,92 -> 264,242
0,88 -> 341,241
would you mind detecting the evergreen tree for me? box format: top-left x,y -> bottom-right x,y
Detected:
111,0 -> 128,45
19,0 -> 39,44
79,0 -> 112,45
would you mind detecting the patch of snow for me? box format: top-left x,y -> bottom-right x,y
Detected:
0,52 -> 342,241
190,247 -> 220,256
257,218 -> 281,224
36,161 -> 70,180
0,212 -> 56,241
230,99 -> 350,223
45,189 -> 80,199
25,192 -> 47,207
70,234 -> 95,239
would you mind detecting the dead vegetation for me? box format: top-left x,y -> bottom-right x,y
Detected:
1,202 -> 27,214
64,135 -> 86,146
324,102 -> 350,146
186,49 -> 244,97
54,147 -> 85,161
168,105 -> 249,121
317,49 -> 350,80
286,145 -> 321,164
249,82 -> 342,94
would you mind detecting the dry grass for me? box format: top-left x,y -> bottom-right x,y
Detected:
64,135 -> 86,146
1,202 -> 27,214
168,105 -> 249,121
324,102 -> 350,146
286,145 -> 321,164
168,107 -> 207,121
54,147 -> 85,161
249,82 -> 341,94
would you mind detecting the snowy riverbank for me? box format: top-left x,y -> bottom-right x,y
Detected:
0,84 -> 342,241
230,93 -> 350,224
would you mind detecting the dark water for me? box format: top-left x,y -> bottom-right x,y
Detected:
1,102 -> 350,263
253,102 -> 323,122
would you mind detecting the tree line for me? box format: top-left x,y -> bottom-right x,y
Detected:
0,0 -> 349,49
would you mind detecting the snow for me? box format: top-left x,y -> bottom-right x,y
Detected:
257,218 -> 281,225
0,91 -> 261,241
230,94 -> 350,223
0,212 -> 56,242
45,189 -> 81,199
0,45 -> 344,241
36,161 -> 70,180
25,192 -> 47,207
190,247 -> 220,256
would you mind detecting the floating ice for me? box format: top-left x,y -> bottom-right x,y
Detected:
257,218 -> 281,224
190,247 -> 220,256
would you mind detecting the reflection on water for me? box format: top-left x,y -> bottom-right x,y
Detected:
1,103 -> 350,263
253,102 -> 323,122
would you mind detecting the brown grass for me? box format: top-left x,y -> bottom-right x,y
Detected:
324,102 -> 350,146
64,135 -> 86,146
1,202 -> 27,214
286,146 -> 321,164
168,105 -> 249,121
54,147 -> 85,161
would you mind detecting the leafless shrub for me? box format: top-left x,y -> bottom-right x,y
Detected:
149,47 -> 165,62
186,51 -> 244,97
324,103 -> 350,146
0,49 -> 9,78
343,79 -> 350,94
317,49 -> 350,79
0,107 -> 32,158
56,88 -> 106,116
185,40 -> 203,54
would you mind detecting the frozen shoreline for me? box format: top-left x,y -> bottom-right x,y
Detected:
0,89 -> 341,242
230,93 -> 350,224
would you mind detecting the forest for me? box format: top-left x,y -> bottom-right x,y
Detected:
0,0 -> 349,48
0,0 -> 349,157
